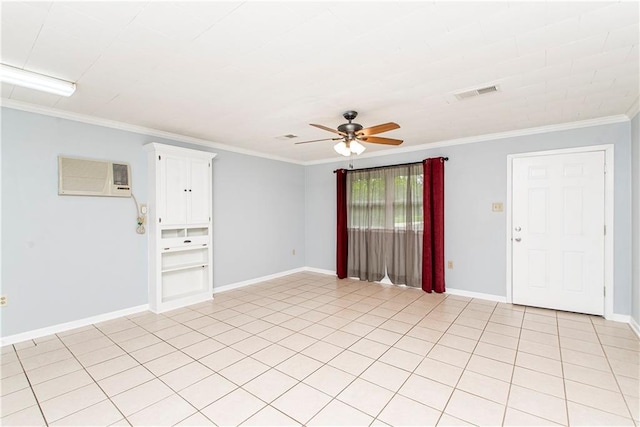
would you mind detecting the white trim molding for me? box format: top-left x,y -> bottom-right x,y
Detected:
303,115 -> 630,166
4,266 -> 634,346
1,304 -> 149,346
506,145 -> 615,319
630,316 -> 640,338
2,98 -> 630,167
626,95 -> 639,119
303,267 -> 337,276
0,98 -> 303,166
213,267 -> 307,294
445,288 -> 507,303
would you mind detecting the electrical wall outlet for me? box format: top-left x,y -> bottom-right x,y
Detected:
447,261 -> 454,269
492,202 -> 504,212
0,295 -> 7,306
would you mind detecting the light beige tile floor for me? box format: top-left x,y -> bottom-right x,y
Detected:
2,272 -> 639,426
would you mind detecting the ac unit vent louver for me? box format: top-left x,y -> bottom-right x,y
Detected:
454,85 -> 499,100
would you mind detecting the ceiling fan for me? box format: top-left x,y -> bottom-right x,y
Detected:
295,111 -> 402,156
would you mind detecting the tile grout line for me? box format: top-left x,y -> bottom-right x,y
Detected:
589,316 -> 637,422
433,297 -> 503,426
499,306 -> 525,427
9,343 -> 49,426
7,273 -> 639,427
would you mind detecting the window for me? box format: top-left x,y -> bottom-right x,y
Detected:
348,166 -> 423,231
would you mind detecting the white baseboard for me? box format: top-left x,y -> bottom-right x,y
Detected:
303,267 -> 336,276
213,267 -> 307,294
1,304 -> 149,346
445,287 -> 508,303
630,316 -> 640,338
4,266 -> 636,345
605,313 -> 630,323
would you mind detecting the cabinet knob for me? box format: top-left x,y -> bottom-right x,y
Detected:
184,189 -> 187,192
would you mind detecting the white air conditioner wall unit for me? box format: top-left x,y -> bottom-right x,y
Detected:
58,156 -> 132,197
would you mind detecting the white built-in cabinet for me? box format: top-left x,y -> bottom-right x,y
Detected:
145,143 -> 216,313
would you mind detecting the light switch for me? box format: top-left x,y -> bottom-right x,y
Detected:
492,202 -> 503,212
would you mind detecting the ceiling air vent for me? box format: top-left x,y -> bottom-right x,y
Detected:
454,84 -> 499,101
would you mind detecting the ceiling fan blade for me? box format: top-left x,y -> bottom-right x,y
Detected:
359,136 -> 404,145
358,122 -> 400,136
310,123 -> 346,135
294,137 -> 341,145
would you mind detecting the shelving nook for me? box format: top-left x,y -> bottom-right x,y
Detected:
145,143 -> 216,312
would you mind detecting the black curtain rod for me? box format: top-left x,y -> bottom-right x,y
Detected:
333,157 -> 448,173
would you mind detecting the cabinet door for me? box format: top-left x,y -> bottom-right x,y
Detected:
160,155 -> 188,225
188,158 -> 211,224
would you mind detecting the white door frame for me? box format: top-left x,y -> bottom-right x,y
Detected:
506,144 -> 614,319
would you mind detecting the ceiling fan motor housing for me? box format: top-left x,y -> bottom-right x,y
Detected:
337,122 -> 363,135
338,110 -> 363,137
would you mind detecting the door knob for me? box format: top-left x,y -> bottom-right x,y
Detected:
514,237 -> 522,242
514,226 -> 521,232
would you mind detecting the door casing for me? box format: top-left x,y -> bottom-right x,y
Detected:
506,144 -> 614,319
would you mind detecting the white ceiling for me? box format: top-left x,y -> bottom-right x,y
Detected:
1,1 -> 639,162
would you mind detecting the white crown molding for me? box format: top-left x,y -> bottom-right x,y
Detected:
2,98 -> 631,167
302,115 -> 631,166
0,98 -> 305,166
626,95 -> 639,119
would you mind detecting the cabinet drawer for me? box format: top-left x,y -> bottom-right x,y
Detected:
161,235 -> 208,249
161,227 -> 209,248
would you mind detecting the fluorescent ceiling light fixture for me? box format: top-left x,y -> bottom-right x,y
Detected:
0,64 -> 76,96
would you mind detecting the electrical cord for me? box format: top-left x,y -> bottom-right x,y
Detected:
131,193 -> 146,234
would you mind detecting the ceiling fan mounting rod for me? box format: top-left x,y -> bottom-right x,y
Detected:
338,110 -> 363,135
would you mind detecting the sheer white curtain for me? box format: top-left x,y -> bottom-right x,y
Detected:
346,164 -> 423,287
347,168 -> 386,281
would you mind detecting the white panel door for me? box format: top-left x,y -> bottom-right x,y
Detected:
512,151 -> 605,315
160,155 -> 188,225
187,158 -> 211,224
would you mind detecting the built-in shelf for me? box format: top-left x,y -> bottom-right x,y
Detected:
161,262 -> 208,273
161,245 -> 208,253
146,142 -> 216,313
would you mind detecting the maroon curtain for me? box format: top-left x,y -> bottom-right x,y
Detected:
422,158 -> 445,293
336,169 -> 348,279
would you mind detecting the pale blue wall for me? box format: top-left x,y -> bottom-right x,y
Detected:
1,108 -> 305,336
1,106 -> 635,338
631,112 -> 640,327
305,122 -> 633,316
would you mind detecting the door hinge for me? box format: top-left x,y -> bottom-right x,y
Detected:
158,155 -> 161,161
604,287 -> 606,297
159,217 -> 162,223
604,225 -> 606,235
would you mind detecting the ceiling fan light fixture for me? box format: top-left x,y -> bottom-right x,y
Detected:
0,64 -> 76,97
350,139 -> 366,155
334,141 -> 351,156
